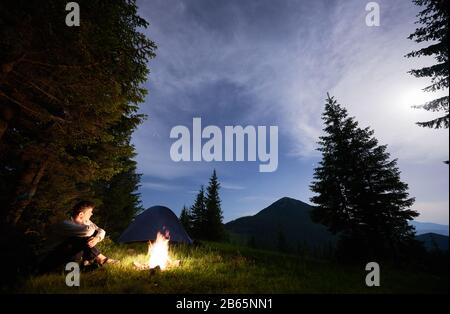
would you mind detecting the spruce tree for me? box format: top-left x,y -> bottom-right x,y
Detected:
406,0 -> 449,130
205,169 -> 225,241
179,205 -> 193,236
190,186 -> 207,239
310,94 -> 419,260
92,158 -> 143,240
0,0 -> 156,226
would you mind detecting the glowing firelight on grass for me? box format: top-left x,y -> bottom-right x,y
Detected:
148,231 -> 171,270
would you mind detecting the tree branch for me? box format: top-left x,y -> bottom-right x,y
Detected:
0,90 -> 68,123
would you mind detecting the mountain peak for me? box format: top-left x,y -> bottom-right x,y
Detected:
275,196 -> 298,203
262,197 -> 311,211
225,196 -> 334,251
249,197 -> 314,221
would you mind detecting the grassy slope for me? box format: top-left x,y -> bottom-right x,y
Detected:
19,239 -> 448,294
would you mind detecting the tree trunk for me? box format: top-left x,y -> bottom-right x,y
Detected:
0,119 -> 7,141
0,105 -> 14,142
6,158 -> 48,226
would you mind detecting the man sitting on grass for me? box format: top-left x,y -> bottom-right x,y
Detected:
39,201 -> 118,273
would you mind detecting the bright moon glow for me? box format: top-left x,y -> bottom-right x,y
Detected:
398,88 -> 429,108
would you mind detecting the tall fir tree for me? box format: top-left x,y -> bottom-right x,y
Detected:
205,169 -> 225,241
0,0 -> 155,285
0,0 -> 156,227
406,0 -> 449,131
190,185 -> 207,239
310,94 -> 419,261
179,205 -> 193,236
92,158 -> 143,240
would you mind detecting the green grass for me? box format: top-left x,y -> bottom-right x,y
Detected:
18,239 -> 448,293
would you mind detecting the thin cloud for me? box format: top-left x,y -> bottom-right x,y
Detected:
221,183 -> 246,190
141,181 -> 184,191
132,0 -> 448,224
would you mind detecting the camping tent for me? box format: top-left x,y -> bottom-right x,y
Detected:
118,205 -> 193,244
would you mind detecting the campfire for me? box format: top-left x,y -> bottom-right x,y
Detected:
149,231 -> 170,270
133,231 -> 180,271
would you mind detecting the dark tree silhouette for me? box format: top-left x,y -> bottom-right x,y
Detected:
93,158 -> 143,240
310,94 -> 419,260
205,169 -> 225,241
189,170 -> 225,241
0,0 -> 156,230
406,0 -> 449,131
179,205 -> 193,236
190,186 -> 207,239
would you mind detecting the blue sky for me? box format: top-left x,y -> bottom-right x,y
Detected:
132,0 -> 449,224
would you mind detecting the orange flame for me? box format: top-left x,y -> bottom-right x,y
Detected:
148,231 -> 170,270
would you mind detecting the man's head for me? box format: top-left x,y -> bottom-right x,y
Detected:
71,201 -> 95,224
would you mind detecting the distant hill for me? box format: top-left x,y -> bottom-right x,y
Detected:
410,221 -> 449,236
225,197 -> 335,252
225,197 -> 449,254
416,233 -> 449,252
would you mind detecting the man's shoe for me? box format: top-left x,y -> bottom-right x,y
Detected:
83,260 -> 92,267
81,261 -> 100,272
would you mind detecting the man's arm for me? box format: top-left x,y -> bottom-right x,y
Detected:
86,221 -> 106,248
89,221 -> 106,241
57,220 -> 96,238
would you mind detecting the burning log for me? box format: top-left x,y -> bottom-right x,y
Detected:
150,266 -> 161,276
133,261 -> 150,271
133,259 -> 181,271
